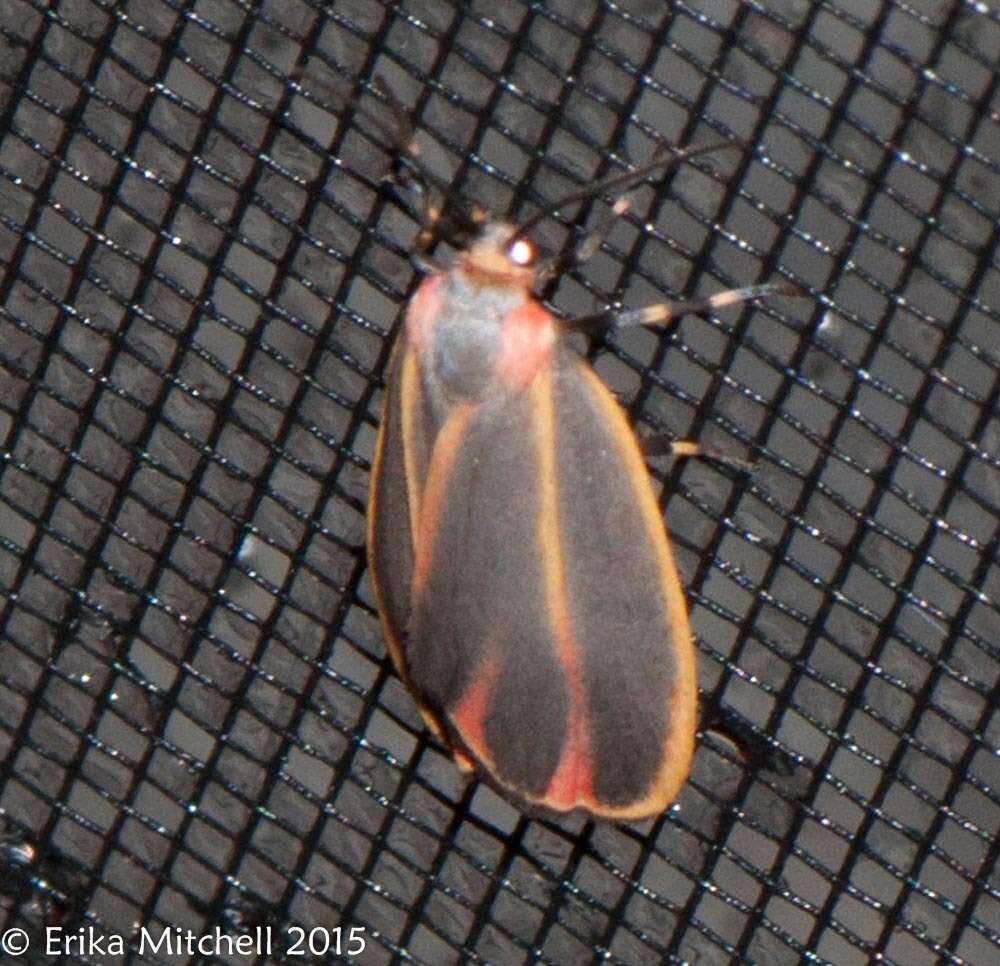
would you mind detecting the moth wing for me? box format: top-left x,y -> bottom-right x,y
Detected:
368,336 -> 442,735
404,347 -> 696,819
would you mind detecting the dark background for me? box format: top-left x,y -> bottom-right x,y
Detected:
1,1 -> 998,963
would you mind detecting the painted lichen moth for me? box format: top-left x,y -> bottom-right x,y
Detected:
361,85 -> 799,820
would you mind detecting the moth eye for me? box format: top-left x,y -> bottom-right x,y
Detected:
508,238 -> 534,267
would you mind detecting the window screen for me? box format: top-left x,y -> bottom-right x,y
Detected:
1,1 -> 998,964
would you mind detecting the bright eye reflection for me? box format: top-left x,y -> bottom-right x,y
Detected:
509,239 -> 533,266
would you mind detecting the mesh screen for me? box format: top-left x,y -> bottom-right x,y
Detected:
1,0 -> 998,963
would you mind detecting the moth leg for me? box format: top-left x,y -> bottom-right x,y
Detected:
701,705 -> 798,776
529,141 -> 742,280
561,193 -> 635,270
639,436 -> 753,472
562,281 -> 803,337
571,281 -> 803,467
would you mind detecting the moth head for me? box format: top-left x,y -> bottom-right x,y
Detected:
458,220 -> 539,287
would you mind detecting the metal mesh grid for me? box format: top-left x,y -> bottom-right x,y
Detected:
1,0 -> 998,963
